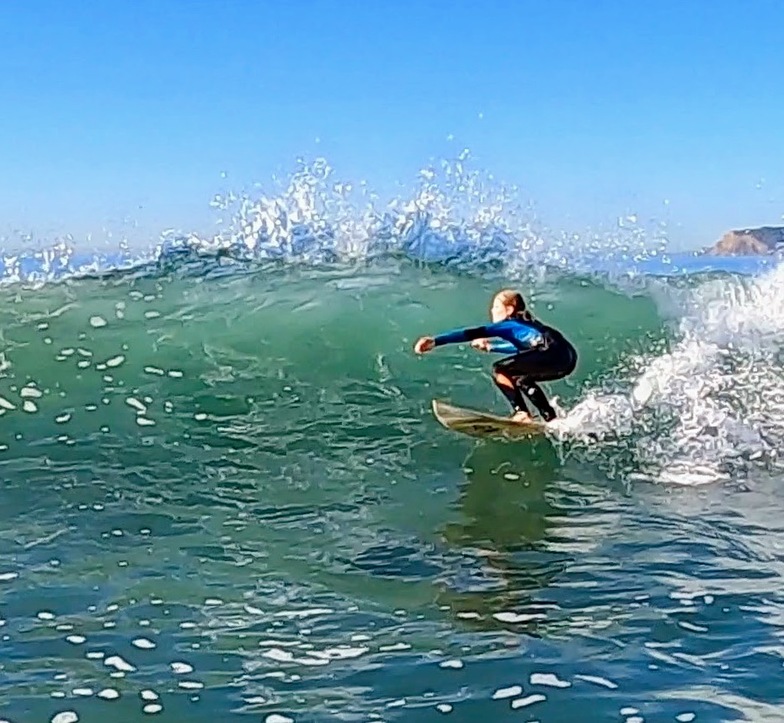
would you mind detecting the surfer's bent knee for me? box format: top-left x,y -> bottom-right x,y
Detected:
492,369 -> 515,388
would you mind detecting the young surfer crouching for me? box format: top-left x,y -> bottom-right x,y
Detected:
414,289 -> 577,422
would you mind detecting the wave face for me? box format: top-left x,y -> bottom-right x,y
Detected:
1,156 -> 784,722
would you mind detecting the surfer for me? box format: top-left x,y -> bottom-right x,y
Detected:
413,289 -> 577,422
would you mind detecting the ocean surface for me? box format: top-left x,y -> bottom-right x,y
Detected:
2,158 -> 784,722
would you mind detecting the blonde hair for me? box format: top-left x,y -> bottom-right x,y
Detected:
494,288 -> 533,321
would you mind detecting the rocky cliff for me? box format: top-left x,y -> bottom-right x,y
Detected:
707,226 -> 784,255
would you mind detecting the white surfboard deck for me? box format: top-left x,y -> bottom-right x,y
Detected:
431,399 -> 550,439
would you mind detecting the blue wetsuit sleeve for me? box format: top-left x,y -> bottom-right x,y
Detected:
433,319 -> 545,351
488,340 -> 518,354
433,325 -> 491,346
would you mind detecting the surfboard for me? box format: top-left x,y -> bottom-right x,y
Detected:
431,399 -> 549,439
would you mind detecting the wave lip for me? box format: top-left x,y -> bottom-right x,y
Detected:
1,154 -> 679,285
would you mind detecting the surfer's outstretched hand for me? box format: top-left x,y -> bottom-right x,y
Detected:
414,336 -> 435,354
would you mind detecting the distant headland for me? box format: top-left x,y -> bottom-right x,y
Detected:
705,226 -> 784,255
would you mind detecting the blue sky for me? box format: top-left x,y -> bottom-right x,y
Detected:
1,0 -> 783,251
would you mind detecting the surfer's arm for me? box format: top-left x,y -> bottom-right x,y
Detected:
416,320 -> 543,355
433,325 -> 493,347
486,340 -> 518,354
434,320 -> 543,349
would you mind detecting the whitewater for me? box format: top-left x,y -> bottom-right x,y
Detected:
1,155 -> 784,722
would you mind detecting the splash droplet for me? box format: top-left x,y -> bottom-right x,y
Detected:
132,637 -> 157,650
51,712 -> 79,723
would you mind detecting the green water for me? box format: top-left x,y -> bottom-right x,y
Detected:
1,262 -> 783,722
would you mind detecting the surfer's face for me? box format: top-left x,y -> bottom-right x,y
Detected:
490,298 -> 513,322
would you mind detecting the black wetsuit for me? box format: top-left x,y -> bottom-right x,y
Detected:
433,316 -> 577,421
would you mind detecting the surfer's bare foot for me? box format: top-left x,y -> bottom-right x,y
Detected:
511,411 -> 533,423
